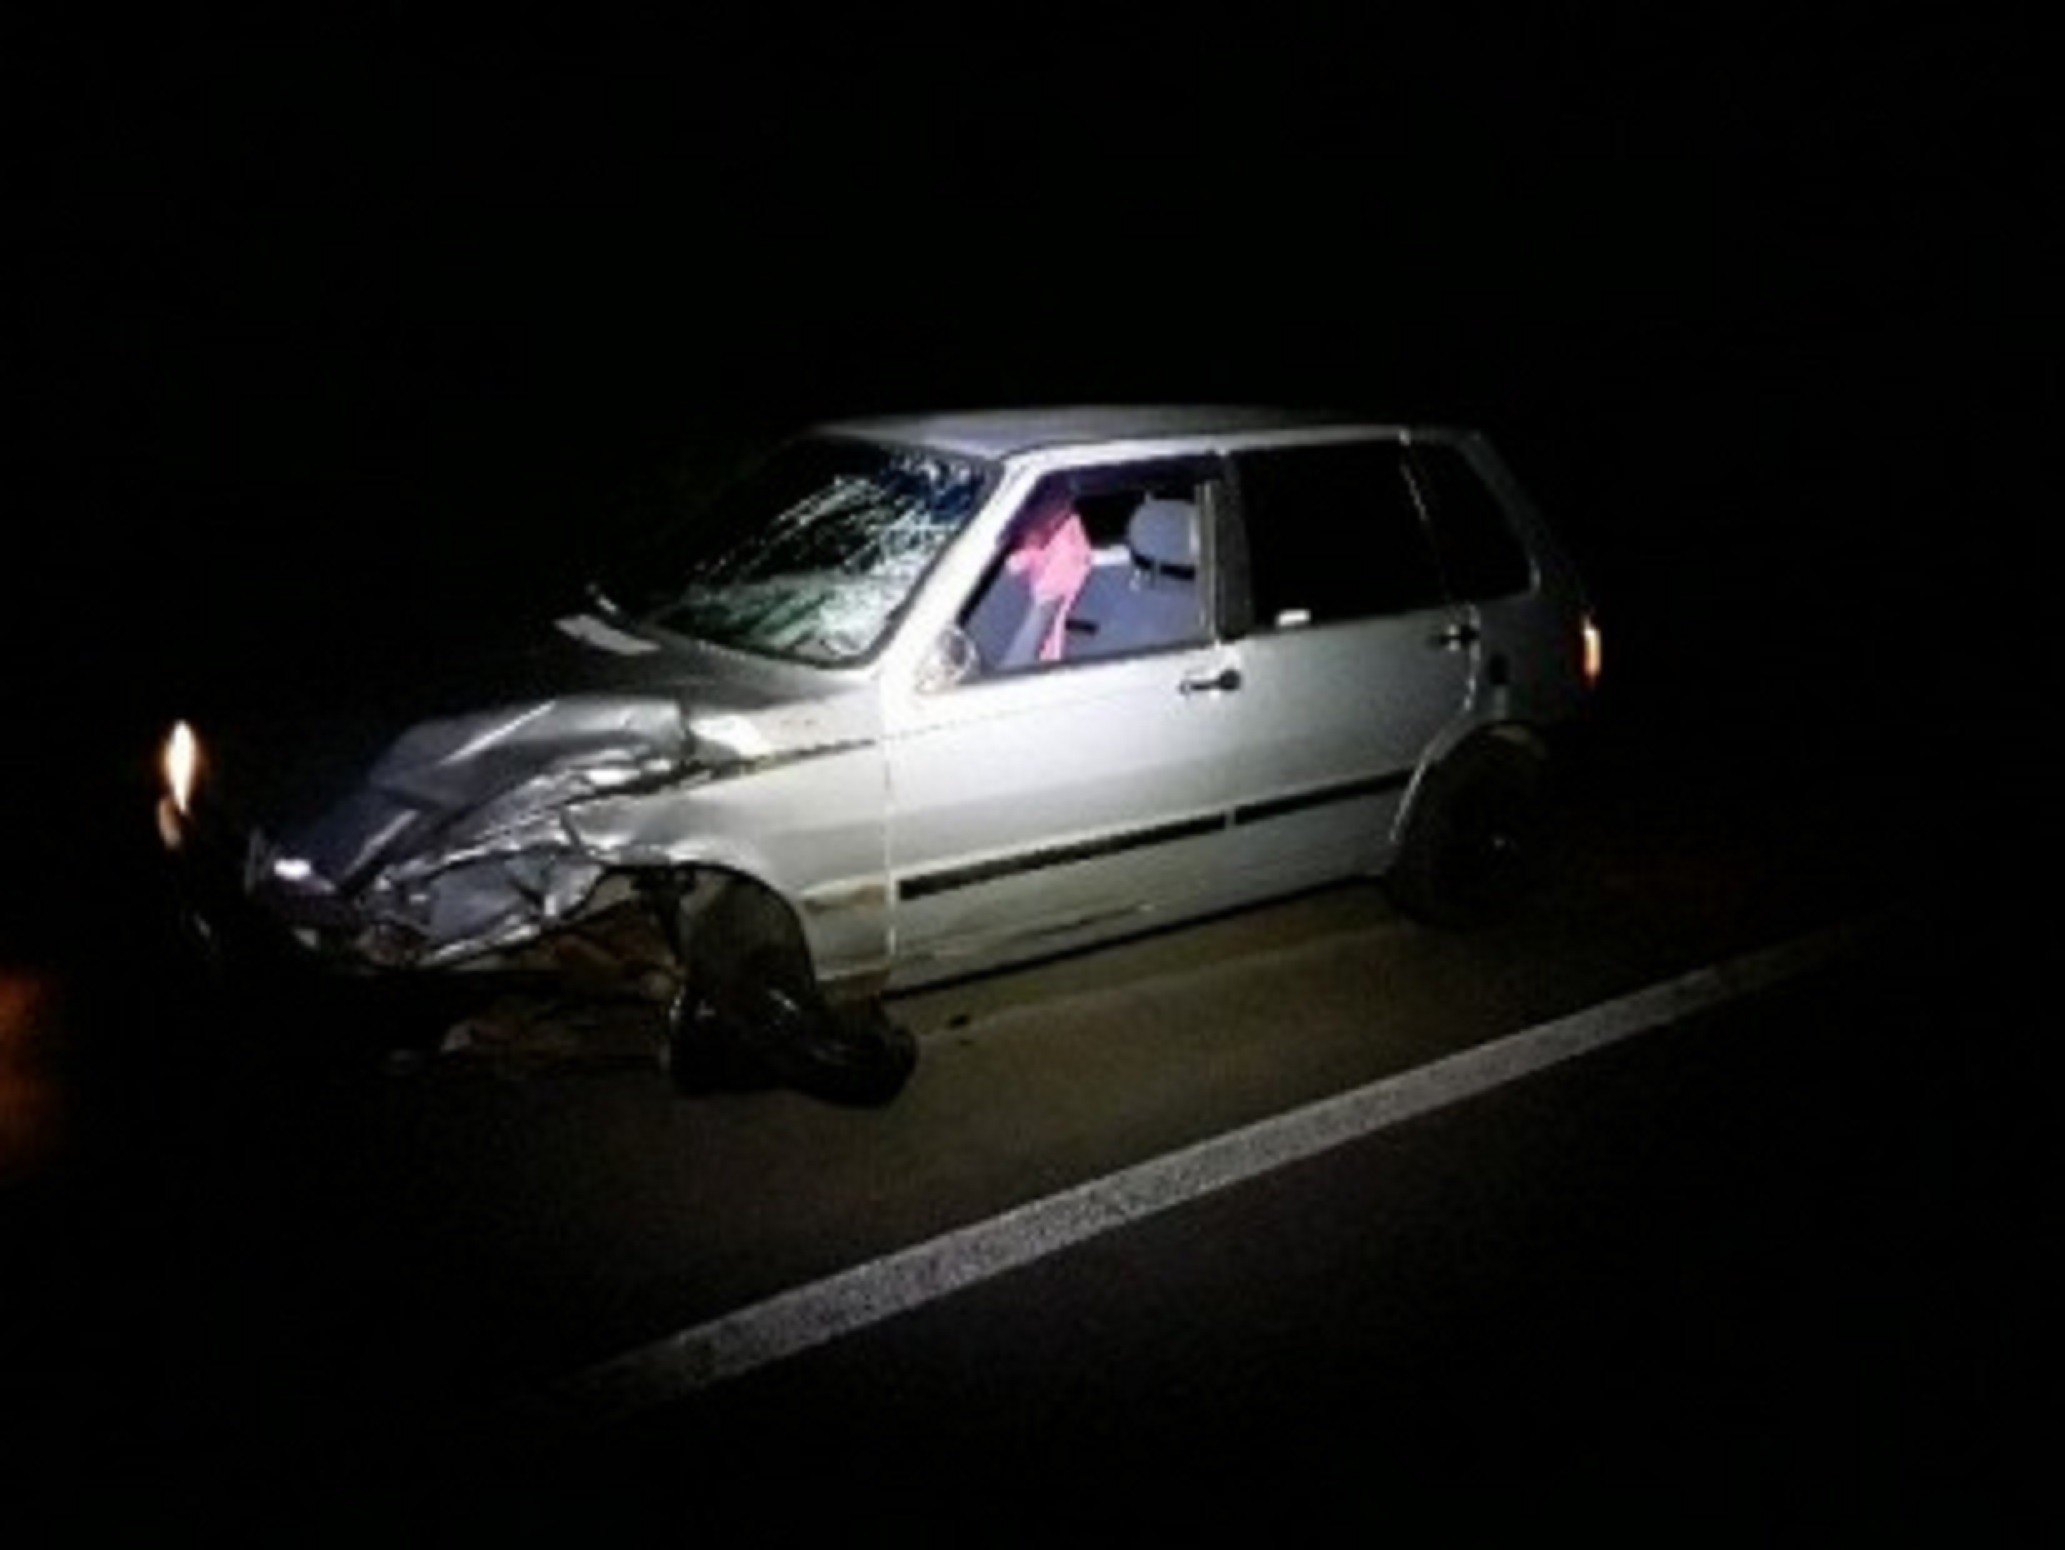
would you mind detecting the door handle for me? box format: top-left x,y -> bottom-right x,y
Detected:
1180,665 -> 1243,696
1429,621 -> 1480,650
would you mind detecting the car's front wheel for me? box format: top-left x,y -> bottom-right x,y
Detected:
664,885 -> 916,1105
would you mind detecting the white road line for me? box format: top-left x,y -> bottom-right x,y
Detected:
543,918 -> 1877,1429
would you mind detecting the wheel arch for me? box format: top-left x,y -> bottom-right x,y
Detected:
1391,719 -> 1550,848
640,862 -> 815,982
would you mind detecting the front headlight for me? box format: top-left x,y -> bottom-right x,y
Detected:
163,720 -> 202,816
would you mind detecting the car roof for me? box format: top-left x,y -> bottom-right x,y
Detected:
819,405 -> 1411,462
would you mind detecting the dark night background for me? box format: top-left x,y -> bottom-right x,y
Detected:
8,10 -> 2048,816
1,8 -> 2057,1528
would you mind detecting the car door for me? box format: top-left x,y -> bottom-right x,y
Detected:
1204,434 -> 1477,891
882,458 -> 1250,980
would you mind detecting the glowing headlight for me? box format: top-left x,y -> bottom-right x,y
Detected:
163,720 -> 201,817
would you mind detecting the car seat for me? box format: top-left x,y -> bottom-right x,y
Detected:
1066,497 -> 1204,658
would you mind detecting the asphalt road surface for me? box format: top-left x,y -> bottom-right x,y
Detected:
2,708 -> 2050,1538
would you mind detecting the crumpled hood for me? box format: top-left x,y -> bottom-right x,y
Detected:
209,609 -> 876,967
283,689 -> 695,889
211,614 -> 678,833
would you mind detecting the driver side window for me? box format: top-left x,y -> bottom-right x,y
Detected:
956,466 -> 1214,677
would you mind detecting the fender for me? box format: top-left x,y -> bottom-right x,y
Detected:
1392,720 -> 1550,851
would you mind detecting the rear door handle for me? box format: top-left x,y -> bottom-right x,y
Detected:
1429,621 -> 1480,651
1180,666 -> 1243,696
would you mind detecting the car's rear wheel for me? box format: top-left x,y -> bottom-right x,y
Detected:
1384,737 -> 1548,928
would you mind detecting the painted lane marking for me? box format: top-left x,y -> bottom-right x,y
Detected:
543,917 -> 1877,1428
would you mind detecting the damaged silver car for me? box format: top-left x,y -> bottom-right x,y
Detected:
157,407 -> 1599,1101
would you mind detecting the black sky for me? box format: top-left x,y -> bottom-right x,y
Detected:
15,14 -> 2043,445
2,8 -> 2052,816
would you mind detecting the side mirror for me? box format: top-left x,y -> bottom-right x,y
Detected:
915,624 -> 982,693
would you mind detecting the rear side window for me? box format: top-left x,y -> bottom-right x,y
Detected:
1232,440 -> 1446,627
1408,441 -> 1535,600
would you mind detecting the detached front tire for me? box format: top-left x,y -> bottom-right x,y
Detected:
1384,737 -> 1548,928
665,898 -> 916,1106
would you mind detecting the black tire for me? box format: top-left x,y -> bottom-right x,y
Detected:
666,937 -> 917,1106
782,998 -> 918,1109
1384,738 -> 1548,928
664,975 -> 776,1095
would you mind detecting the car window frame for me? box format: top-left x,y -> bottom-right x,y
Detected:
1402,436 -> 1540,603
1221,434 -> 1454,637
942,453 -> 1230,684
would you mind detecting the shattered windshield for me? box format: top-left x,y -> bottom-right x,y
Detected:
598,438 -> 994,665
